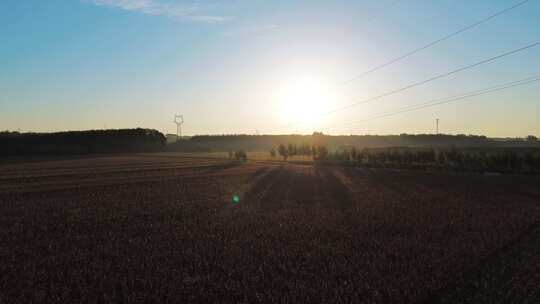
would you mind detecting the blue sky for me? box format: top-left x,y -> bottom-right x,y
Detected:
1,0 -> 539,136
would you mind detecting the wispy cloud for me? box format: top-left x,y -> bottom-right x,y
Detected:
84,0 -> 231,23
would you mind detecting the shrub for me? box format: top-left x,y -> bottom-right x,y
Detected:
234,150 -> 247,162
278,144 -> 288,161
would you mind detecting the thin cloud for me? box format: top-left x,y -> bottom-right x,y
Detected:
84,0 -> 231,23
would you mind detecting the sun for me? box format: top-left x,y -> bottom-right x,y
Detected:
275,75 -> 337,129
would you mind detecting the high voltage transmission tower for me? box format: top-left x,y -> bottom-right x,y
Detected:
174,114 -> 184,142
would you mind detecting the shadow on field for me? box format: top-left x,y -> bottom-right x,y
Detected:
243,164 -> 352,210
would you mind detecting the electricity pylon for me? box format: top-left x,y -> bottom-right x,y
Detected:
174,114 -> 184,142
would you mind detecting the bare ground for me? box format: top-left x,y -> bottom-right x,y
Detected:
0,154 -> 539,303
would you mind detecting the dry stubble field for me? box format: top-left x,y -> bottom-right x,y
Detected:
1,152 -> 539,303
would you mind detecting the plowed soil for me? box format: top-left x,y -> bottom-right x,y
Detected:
1,153 -> 539,303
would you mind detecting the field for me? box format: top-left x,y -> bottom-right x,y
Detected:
1,153 -> 539,303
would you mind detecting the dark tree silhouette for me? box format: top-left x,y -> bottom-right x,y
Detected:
234,150 -> 247,162
269,148 -> 276,158
278,144 -> 288,161
0,129 -> 165,156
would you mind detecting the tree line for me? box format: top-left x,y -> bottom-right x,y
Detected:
166,133 -> 539,153
0,129 -> 166,156
270,143 -> 540,174
228,150 -> 247,162
333,147 -> 540,174
269,143 -> 328,161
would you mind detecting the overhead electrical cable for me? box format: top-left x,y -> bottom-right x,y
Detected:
339,0 -> 531,85
324,75 -> 540,132
282,41 -> 540,130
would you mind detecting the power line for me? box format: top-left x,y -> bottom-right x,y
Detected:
263,2 -> 534,134
280,41 -> 540,132
324,75 -> 540,132
328,41 -> 540,114
368,75 -> 540,113
339,0 -> 531,85
327,75 -> 540,130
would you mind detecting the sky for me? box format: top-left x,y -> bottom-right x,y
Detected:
1,0 -> 539,137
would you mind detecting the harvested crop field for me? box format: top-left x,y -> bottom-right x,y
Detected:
1,153 -> 539,303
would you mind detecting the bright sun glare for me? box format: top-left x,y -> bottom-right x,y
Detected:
276,76 -> 337,129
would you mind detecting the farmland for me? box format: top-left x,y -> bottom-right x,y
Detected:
1,153 -> 539,303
